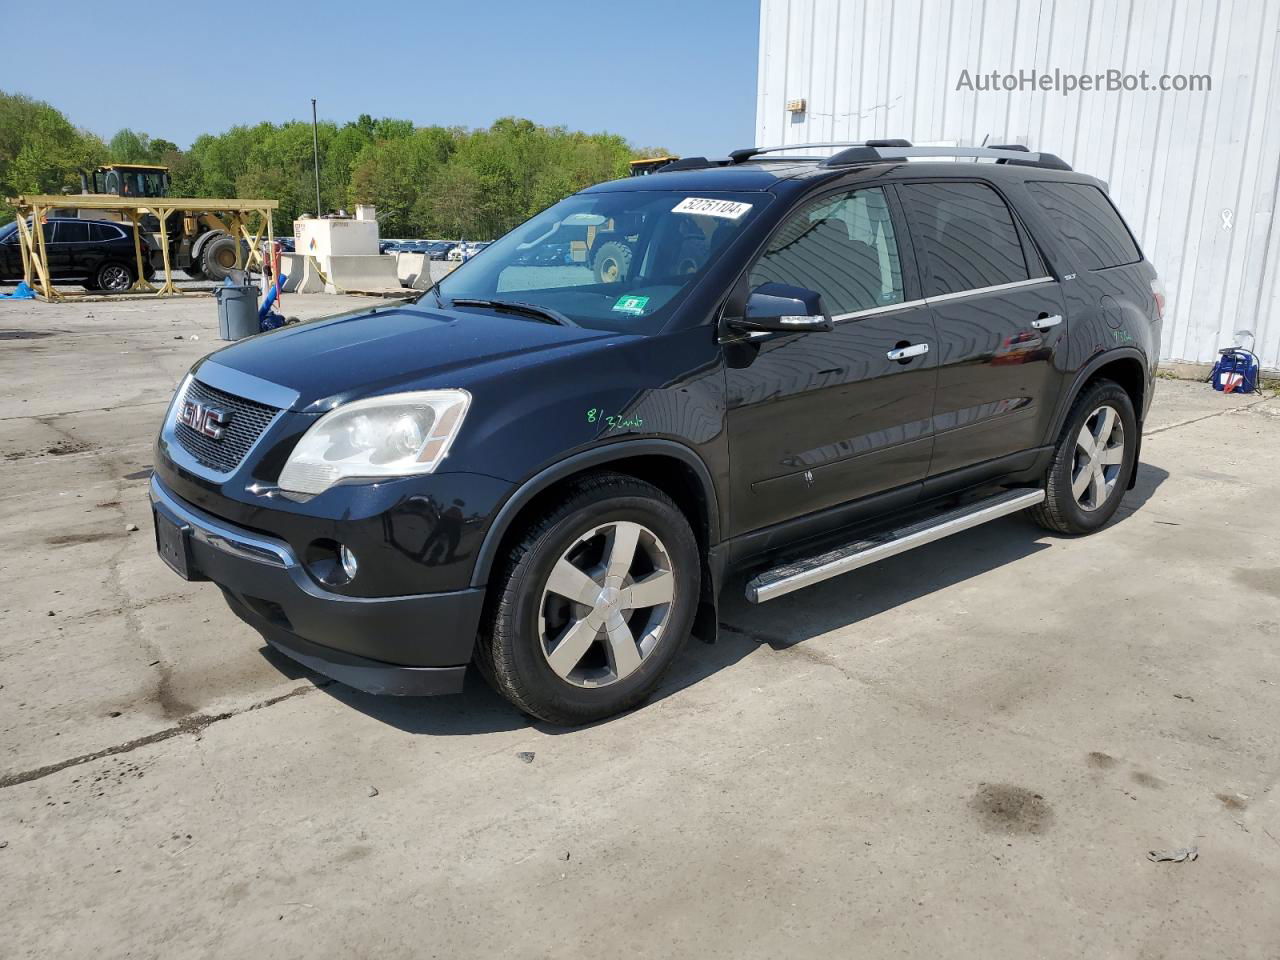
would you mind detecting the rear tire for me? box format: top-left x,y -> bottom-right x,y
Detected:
91,261 -> 134,293
476,473 -> 699,725
200,234 -> 239,282
1032,378 -> 1138,534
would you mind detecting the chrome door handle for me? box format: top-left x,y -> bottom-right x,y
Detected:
1031,314 -> 1063,330
886,343 -> 929,361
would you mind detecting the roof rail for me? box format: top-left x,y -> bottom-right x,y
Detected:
729,141 -> 893,163
728,141 -> 1072,171
821,145 -> 1072,171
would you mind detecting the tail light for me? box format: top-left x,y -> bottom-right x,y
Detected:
1150,278 -> 1167,320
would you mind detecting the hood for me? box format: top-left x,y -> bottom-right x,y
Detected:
202,302 -> 617,411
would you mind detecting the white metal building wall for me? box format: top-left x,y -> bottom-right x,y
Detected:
756,0 -> 1280,369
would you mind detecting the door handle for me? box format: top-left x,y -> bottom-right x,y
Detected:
1031,313 -> 1063,330
886,343 -> 929,361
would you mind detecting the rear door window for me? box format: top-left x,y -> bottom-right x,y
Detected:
898,181 -> 1029,296
749,186 -> 905,315
1026,181 -> 1141,270
57,221 -> 90,243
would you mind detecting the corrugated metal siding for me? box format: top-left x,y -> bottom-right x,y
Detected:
757,0 -> 1280,368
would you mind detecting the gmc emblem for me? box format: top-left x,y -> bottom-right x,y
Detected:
178,400 -> 230,440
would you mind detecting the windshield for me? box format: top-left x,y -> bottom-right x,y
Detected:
436,190 -> 766,332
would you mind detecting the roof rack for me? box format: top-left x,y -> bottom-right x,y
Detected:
822,145 -> 1070,170
730,140 -> 1071,171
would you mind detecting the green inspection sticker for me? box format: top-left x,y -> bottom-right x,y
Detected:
612,294 -> 650,315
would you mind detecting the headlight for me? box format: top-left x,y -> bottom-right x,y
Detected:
278,390 -> 470,495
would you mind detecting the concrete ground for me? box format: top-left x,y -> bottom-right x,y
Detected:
1,294 -> 1278,959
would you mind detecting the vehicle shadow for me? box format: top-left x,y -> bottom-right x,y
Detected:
265,464 -> 1168,735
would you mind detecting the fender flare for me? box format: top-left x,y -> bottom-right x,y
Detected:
189,229 -> 226,263
1047,346 -> 1149,442
469,438 -> 722,588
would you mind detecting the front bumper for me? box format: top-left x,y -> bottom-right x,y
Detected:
150,476 -> 483,696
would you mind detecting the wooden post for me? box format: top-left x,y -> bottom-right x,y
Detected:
128,210 -> 153,291
230,214 -> 244,270
32,205 -> 54,299
14,213 -> 33,286
155,206 -> 177,294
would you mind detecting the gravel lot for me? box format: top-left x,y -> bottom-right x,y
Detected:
1,293 -> 1278,959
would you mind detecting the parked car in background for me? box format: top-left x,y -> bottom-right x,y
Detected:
0,217 -> 155,292
427,241 -> 456,260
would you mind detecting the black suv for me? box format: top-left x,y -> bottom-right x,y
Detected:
0,217 -> 154,291
151,142 -> 1162,724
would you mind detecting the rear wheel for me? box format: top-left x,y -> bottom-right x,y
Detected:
199,234 -> 239,282
476,473 -> 699,725
92,261 -> 134,293
1032,378 -> 1138,534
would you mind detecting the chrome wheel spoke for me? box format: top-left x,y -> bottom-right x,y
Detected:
546,557 -> 601,606
546,616 -> 600,679
1071,463 -> 1093,500
1098,444 -> 1124,466
604,521 -> 641,582
1096,406 -> 1117,444
622,570 -> 674,610
604,616 -> 642,679
1075,424 -> 1095,455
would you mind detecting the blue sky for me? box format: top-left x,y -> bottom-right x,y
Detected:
9,1 -> 759,156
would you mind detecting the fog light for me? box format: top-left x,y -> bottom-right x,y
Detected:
340,545 -> 358,580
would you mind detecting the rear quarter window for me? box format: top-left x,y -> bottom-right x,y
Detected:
1026,181 -> 1141,270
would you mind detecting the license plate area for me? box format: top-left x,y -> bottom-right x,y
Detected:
154,509 -> 195,580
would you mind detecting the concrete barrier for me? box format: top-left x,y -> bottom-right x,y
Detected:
279,253 -> 304,293
294,255 -> 326,294
324,254 -> 401,294
396,252 -> 427,287
411,259 -> 460,290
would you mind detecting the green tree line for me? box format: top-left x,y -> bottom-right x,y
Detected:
1,92 -> 662,238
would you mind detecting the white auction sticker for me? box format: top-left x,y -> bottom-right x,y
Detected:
672,197 -> 753,220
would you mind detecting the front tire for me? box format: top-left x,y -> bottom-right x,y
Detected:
476,473 -> 700,725
1032,378 -> 1138,534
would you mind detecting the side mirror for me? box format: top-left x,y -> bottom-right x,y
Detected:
728,282 -> 834,334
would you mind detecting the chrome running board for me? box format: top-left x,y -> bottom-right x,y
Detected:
745,488 -> 1046,603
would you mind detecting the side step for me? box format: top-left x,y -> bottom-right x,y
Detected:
745,488 -> 1045,603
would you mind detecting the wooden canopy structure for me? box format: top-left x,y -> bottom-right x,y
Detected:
8,194 -> 279,300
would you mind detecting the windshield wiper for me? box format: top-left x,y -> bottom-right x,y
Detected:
449,298 -> 577,327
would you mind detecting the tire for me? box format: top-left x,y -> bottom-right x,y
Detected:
199,234 -> 239,282
92,261 -> 134,293
1032,378 -> 1138,535
476,473 -> 700,725
592,240 -> 633,284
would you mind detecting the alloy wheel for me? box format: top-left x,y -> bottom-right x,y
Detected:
1072,404 -> 1125,511
100,264 -> 131,291
538,520 -> 675,688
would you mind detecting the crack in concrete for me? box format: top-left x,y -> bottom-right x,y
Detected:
0,682 -> 328,790
1146,395 -> 1274,436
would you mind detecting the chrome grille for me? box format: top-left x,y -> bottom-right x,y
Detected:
173,378 -> 281,474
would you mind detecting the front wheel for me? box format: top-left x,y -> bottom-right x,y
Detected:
1032,378 -> 1138,534
476,473 -> 700,725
